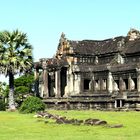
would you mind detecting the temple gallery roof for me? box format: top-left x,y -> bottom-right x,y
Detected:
124,39 -> 140,54
65,29 -> 140,56
69,36 -> 126,55
69,37 -> 140,56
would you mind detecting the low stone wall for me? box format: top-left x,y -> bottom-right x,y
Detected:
43,98 -> 115,110
42,92 -> 140,110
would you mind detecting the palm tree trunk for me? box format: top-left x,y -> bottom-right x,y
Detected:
8,72 -> 16,110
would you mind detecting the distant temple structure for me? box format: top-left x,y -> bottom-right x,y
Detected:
34,29 -> 140,110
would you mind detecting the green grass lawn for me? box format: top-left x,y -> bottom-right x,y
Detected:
0,110 -> 140,140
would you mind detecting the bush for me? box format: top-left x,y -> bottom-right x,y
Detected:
0,100 -> 6,111
19,96 -> 45,113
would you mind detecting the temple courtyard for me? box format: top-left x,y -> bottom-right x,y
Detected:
0,110 -> 140,140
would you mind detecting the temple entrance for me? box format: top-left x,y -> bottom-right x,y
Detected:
48,73 -> 55,97
61,67 -> 67,97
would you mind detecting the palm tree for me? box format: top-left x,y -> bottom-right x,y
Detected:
0,81 -> 7,99
0,30 -> 33,110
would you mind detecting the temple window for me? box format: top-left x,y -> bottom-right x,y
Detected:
117,54 -> 124,64
84,79 -> 90,90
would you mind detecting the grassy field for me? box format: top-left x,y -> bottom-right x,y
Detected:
0,110 -> 140,140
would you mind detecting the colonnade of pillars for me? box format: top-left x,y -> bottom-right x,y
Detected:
92,72 -> 139,93
34,68 -> 140,97
78,71 -> 140,94
34,68 -> 61,98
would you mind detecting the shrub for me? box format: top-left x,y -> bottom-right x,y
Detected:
19,96 -> 45,113
0,100 -> 6,111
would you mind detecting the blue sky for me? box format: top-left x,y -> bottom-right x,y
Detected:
0,0 -> 140,82
0,0 -> 140,62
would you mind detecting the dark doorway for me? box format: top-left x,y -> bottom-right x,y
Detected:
133,78 -> 137,89
116,100 -> 124,108
48,74 -> 55,97
84,79 -> 90,90
116,100 -> 120,107
124,79 -> 128,90
61,67 -> 67,97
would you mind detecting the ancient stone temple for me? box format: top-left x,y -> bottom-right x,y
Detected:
34,29 -> 140,110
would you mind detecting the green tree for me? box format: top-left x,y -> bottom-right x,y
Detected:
14,74 -> 34,92
14,74 -> 34,105
0,30 -> 33,110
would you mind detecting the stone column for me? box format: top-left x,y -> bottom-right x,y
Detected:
120,100 -> 122,107
55,70 -> 61,97
119,77 -> 124,92
107,72 -> 113,93
63,70 -> 69,97
69,72 -> 74,94
90,75 -> 94,93
34,68 -> 40,97
100,79 -> 105,91
128,76 -> 131,91
43,69 -> 49,98
128,75 -> 135,91
103,80 -> 107,90
113,80 -> 119,91
114,100 -> 117,108
40,83 -> 44,98
74,73 -> 81,94
137,69 -> 140,92
94,79 -> 100,91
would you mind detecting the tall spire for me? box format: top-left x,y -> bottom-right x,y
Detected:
127,28 -> 140,41
59,32 -> 66,44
